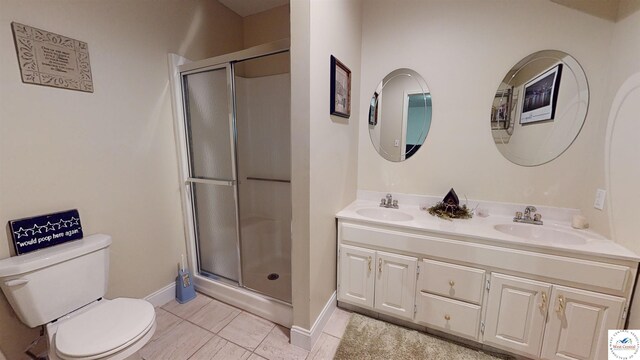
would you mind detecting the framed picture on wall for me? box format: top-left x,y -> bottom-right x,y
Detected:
330,55 -> 351,118
491,88 -> 512,130
520,63 -> 563,124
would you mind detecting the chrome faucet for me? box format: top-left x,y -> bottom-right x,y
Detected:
514,205 -> 543,225
380,193 -> 399,209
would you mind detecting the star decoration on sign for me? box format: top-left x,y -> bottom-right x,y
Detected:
69,217 -> 80,226
31,224 -> 43,234
14,227 -> 31,238
43,222 -> 57,232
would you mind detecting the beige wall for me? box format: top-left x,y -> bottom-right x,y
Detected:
599,8 -> 640,327
243,4 -> 290,48
0,0 -> 243,358
241,5 -> 290,77
290,0 -> 312,329
290,0 -> 362,329
307,0 -> 362,326
357,1 -> 613,226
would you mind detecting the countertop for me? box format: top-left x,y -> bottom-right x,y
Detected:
337,199 -> 640,262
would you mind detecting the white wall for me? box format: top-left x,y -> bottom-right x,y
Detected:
600,8 -> 640,327
0,0 -> 243,358
291,0 -> 362,330
307,0 -> 362,328
357,1 -> 613,219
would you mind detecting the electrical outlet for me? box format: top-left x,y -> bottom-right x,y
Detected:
394,139 -> 400,147
594,189 -> 606,210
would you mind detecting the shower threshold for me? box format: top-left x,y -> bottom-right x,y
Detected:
194,272 -> 293,328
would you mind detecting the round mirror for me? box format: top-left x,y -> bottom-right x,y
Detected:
491,50 -> 589,166
368,68 -> 432,162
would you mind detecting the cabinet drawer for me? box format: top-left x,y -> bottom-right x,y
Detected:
416,292 -> 481,341
418,259 -> 485,304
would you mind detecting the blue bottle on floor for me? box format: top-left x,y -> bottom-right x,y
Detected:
176,255 -> 196,304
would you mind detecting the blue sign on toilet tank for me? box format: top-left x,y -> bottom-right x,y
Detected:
9,209 -> 83,255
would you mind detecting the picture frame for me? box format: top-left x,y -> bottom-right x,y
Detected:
330,55 -> 351,118
368,91 -> 379,126
491,88 -> 512,130
520,63 -> 563,124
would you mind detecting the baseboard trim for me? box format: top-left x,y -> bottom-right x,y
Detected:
290,291 -> 337,351
145,282 -> 175,307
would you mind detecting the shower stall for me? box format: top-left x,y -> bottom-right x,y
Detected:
170,40 -> 291,324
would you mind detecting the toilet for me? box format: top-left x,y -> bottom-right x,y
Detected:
0,234 -> 156,360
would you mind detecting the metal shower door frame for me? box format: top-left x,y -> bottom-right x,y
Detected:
180,63 -> 244,286
177,38 -> 290,294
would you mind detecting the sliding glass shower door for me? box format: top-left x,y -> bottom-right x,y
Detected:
180,50 -> 291,303
183,65 -> 241,283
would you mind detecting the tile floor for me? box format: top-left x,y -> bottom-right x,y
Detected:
128,293 -> 352,360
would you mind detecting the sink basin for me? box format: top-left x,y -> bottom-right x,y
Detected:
494,224 -> 587,245
356,208 -> 414,222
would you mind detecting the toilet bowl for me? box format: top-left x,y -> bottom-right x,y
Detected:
0,234 -> 156,360
47,298 -> 156,360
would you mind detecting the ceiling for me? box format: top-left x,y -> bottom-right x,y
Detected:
217,0 -> 637,21
551,0 -> 639,21
218,0 -> 289,17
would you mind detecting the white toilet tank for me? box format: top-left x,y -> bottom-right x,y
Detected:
0,234 -> 111,328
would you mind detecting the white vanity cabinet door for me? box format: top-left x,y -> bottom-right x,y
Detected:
338,244 -> 375,308
484,273 -> 551,359
540,286 -> 625,360
374,251 -> 417,320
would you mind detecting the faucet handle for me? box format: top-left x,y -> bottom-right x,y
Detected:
515,211 -> 523,220
392,200 -> 398,208
534,213 -> 542,222
380,198 -> 387,207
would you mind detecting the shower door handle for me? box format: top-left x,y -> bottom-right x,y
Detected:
186,178 -> 236,186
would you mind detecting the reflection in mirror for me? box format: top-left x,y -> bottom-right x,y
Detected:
368,68 -> 432,162
492,50 -> 589,166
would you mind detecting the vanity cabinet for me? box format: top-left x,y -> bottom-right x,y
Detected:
483,273 -> 552,358
338,244 -> 417,319
336,219 -> 637,360
484,273 -> 625,360
374,251 -> 417,319
540,286 -> 625,360
338,244 -> 375,308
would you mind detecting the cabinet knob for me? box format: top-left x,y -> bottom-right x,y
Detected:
368,256 -> 372,272
378,258 -> 382,273
444,314 -> 451,321
449,280 -> 455,287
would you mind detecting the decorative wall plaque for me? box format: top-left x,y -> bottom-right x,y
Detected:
11,22 -> 93,92
9,209 -> 84,255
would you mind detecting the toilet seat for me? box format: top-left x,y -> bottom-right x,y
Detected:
54,298 -> 155,360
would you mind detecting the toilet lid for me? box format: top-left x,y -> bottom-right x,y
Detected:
55,298 -> 155,359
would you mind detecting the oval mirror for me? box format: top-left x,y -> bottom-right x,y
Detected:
491,50 -> 589,166
368,68 -> 432,162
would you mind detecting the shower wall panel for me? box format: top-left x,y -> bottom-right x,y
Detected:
236,73 -> 291,302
